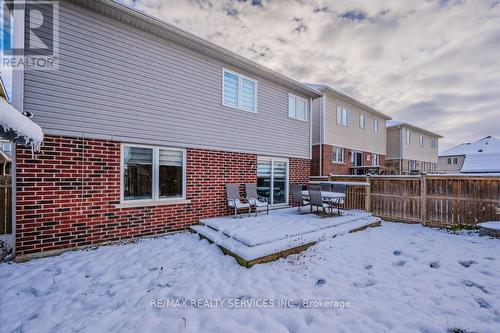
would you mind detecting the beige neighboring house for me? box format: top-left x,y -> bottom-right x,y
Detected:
385,121 -> 442,174
308,84 -> 391,175
438,136 -> 500,173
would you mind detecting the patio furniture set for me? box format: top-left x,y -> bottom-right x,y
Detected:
226,182 -> 347,218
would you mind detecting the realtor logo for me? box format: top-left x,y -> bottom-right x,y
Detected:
1,0 -> 59,70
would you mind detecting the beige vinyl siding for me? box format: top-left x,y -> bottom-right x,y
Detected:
401,127 -> 439,163
323,93 -> 386,155
311,97 -> 321,144
386,127 -> 401,159
24,1 -> 312,159
437,155 -> 465,173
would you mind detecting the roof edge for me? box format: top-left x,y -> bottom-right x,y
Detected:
307,84 -> 392,120
386,121 -> 443,138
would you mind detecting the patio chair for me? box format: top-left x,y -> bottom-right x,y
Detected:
331,184 -> 347,215
308,184 -> 331,215
291,183 -> 310,213
226,184 -> 251,218
245,184 -> 269,217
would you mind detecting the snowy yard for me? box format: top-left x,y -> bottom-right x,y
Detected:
1,222 -> 499,333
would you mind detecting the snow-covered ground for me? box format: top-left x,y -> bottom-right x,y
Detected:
1,222 -> 499,333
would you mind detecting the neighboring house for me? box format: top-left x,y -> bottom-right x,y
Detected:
438,136 -> 500,173
385,121 -> 442,174
0,141 -> 12,175
9,0 -> 321,257
308,84 -> 391,176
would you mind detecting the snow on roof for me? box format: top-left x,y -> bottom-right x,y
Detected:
440,136 -> 500,157
460,153 -> 500,173
0,98 -> 43,150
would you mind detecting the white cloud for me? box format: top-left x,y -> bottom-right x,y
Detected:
123,0 -> 500,151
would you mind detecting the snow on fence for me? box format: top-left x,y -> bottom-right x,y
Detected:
326,174 -> 500,227
0,175 -> 12,235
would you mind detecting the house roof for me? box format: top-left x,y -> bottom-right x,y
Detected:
306,83 -> 391,120
386,120 -> 443,138
440,136 -> 500,157
460,153 -> 500,173
70,0 -> 322,99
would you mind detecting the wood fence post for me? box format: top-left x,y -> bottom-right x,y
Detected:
420,173 -> 427,225
365,175 -> 371,212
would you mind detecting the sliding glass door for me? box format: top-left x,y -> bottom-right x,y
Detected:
257,157 -> 289,206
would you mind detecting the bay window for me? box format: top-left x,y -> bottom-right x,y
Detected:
122,145 -> 186,202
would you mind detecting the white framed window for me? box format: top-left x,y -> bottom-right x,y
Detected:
336,106 -> 348,126
222,68 -> 257,112
359,114 -> 365,129
121,144 -> 186,203
431,138 -> 437,148
406,129 -> 411,144
374,120 -> 379,133
332,147 -> 345,163
372,153 -> 380,166
288,93 -> 308,121
420,135 -> 424,147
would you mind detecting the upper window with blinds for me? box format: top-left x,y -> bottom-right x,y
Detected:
288,93 -> 308,121
222,69 -> 258,112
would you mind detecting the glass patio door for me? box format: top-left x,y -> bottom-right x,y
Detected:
257,158 -> 289,206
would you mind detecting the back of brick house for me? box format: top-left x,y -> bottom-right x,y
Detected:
308,84 -> 391,176
13,0 -> 321,257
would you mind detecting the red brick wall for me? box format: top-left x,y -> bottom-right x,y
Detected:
15,136 -> 258,256
289,157 -> 310,185
310,145 -> 321,176
15,136 -> 310,256
312,144 -> 386,176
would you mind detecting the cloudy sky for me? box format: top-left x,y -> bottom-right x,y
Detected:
126,0 -> 500,151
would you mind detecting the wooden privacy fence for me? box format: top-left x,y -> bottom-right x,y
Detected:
326,174 -> 500,227
0,175 -> 12,235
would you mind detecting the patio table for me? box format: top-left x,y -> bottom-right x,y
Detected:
301,190 -> 346,202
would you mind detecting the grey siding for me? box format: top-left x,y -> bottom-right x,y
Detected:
311,97 -> 321,144
24,1 -> 312,158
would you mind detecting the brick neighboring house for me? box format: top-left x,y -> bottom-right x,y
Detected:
308,84 -> 391,176
5,0 -> 321,257
385,121 -> 442,174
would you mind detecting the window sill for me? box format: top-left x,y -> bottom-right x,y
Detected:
115,199 -> 191,209
332,161 -> 345,165
288,115 -> 308,122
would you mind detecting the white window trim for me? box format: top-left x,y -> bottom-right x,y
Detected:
332,147 -> 345,164
359,114 -> 365,129
372,153 -> 379,166
374,120 -> 379,133
336,105 -> 348,127
222,68 -> 258,113
406,130 -> 411,145
288,93 -> 308,122
257,156 -> 289,206
420,134 -> 424,147
119,143 -> 187,206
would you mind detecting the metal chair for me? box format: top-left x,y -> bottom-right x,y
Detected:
226,184 -> 251,218
308,184 -> 331,215
245,184 -> 269,217
291,183 -> 310,213
331,184 -> 347,215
